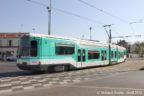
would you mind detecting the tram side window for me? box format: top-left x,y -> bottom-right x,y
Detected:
56,42 -> 75,55
88,50 -> 100,60
111,51 -> 113,58
102,51 -> 104,60
104,51 -> 107,60
121,52 -> 124,58
119,52 -> 121,59
120,52 -> 122,58
30,40 -> 37,57
115,51 -> 117,58
124,51 -> 126,55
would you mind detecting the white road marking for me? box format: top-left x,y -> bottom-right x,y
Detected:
64,85 -> 144,91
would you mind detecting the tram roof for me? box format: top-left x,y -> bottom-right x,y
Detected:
24,33 -> 125,50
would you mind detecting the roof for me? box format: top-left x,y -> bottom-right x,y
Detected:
0,32 -> 29,38
26,33 -> 125,50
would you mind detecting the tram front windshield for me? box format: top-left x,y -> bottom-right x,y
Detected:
19,36 -> 30,57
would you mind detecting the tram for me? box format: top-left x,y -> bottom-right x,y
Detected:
17,33 -> 126,72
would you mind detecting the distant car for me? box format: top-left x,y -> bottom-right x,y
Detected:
6,54 -> 17,61
140,54 -> 144,58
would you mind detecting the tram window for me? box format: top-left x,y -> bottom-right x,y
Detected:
121,52 -> 124,57
124,51 -> 126,55
83,50 -> 85,61
56,42 -> 75,55
88,50 -> 100,60
78,49 -> 81,62
111,51 -> 113,58
119,52 -> 121,59
104,51 -> 107,60
102,51 -> 105,61
113,51 -> 115,58
30,40 -> 37,57
115,51 -> 117,58
120,52 -> 123,58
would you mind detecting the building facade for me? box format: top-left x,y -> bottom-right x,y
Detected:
0,33 -> 29,60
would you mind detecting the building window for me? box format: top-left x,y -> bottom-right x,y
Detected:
8,40 -> 12,47
55,42 -> 75,55
88,50 -> 100,60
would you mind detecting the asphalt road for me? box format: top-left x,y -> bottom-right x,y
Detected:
0,59 -> 144,96
0,61 -> 33,78
1,70 -> 144,96
0,61 -> 20,73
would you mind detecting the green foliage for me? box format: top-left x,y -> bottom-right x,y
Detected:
135,47 -> 140,54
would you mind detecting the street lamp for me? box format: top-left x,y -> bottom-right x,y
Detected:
129,20 -> 143,35
47,0 -> 52,35
89,27 -> 92,40
32,28 -> 36,34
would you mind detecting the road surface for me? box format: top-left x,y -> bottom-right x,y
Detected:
0,58 -> 144,96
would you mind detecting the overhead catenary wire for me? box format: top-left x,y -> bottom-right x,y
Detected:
78,0 -> 136,35
112,35 -> 143,38
27,0 -> 47,7
78,0 -> 129,24
27,0 -> 104,25
52,7 -> 104,24
112,29 -> 121,36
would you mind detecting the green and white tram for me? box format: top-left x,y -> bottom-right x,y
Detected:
17,33 -> 126,72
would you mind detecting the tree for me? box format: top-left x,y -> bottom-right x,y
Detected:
134,41 -> 144,55
134,47 -> 140,54
117,40 -> 130,53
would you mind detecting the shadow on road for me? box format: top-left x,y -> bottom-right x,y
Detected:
0,71 -> 45,78
140,67 -> 144,70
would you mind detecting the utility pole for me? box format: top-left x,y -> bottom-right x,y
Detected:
89,27 -> 92,40
47,0 -> 52,35
103,24 -> 113,65
27,0 -> 52,35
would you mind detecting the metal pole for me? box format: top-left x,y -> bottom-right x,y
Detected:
109,27 -> 112,65
103,25 -> 113,65
89,27 -> 92,40
47,0 -> 52,35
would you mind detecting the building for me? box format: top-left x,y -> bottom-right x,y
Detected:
0,32 -> 29,60
130,44 -> 138,53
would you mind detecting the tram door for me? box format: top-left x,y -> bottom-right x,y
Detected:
101,51 -> 105,61
77,49 -> 85,67
102,50 -> 107,65
78,49 -> 81,62
82,49 -> 86,62
77,49 -> 82,67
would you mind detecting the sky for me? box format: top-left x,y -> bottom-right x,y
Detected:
0,0 -> 144,44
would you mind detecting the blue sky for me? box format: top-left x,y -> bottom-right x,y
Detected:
0,0 -> 144,44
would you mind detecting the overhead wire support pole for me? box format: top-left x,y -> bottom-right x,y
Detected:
27,0 -> 52,35
103,26 -> 110,37
47,0 -> 52,35
103,24 -> 113,65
